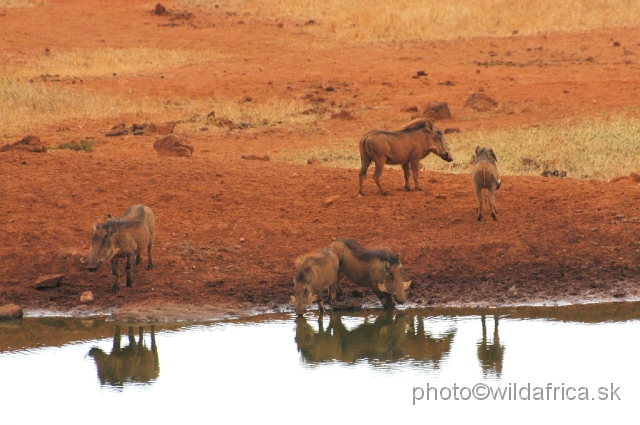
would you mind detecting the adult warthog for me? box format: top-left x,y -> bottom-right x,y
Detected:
329,238 -> 411,309
87,204 -> 155,292
291,248 -> 340,316
471,146 -> 502,221
359,118 -> 453,196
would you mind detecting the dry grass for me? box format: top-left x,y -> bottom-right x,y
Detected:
273,116 -> 640,180
0,0 -> 44,7
183,0 -> 640,41
0,77 -> 329,135
2,48 -> 225,79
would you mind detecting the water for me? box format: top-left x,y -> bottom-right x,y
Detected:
1,303 -> 640,424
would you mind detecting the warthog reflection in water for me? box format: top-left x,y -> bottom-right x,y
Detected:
294,312 -> 455,366
477,314 -> 505,377
87,326 -> 159,387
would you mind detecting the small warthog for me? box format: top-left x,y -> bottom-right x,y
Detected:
291,248 -> 340,316
87,204 -> 155,292
359,118 -> 453,196
329,238 -> 411,309
471,146 -> 502,221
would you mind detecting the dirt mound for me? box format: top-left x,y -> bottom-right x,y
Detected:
0,135 -> 47,153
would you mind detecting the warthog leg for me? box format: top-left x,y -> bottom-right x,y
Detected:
147,244 -> 154,270
476,185 -> 484,221
410,161 -> 422,191
136,254 -> 142,266
359,155 -> 373,196
372,158 -> 389,196
110,257 -> 120,293
489,187 -> 497,220
402,164 -> 412,191
126,254 -> 135,287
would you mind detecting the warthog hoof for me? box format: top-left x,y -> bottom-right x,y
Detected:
492,213 -> 497,221
477,215 -> 483,221
381,191 -> 390,196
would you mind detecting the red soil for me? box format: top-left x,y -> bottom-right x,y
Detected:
1,0 -> 640,320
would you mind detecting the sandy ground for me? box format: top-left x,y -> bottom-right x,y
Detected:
1,0 -> 640,321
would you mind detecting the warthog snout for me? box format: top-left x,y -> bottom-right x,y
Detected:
86,260 -> 102,272
440,152 -> 454,162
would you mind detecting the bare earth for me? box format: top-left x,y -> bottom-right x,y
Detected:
1,0 -> 640,321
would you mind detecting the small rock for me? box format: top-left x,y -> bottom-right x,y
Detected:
154,3 -> 168,15
423,101 -> 452,120
324,86 -> 335,92
35,274 -> 64,289
153,134 -> 194,157
401,105 -> 418,113
105,123 -> 129,137
241,154 -> 270,161
307,157 -> 320,165
416,70 -> 427,76
444,127 -> 460,134
80,291 -> 94,303
324,195 -> 340,206
0,304 -> 23,320
464,93 -> 499,111
242,95 -> 253,102
330,110 -> 354,120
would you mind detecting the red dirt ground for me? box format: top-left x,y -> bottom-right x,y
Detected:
2,0 -> 640,320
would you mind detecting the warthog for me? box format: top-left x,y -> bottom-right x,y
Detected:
471,146 -> 502,221
329,238 -> 411,309
291,248 -> 340,316
358,118 -> 453,196
87,204 -> 155,292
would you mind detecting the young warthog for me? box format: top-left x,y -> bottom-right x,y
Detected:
87,204 -> 155,292
359,118 -> 453,196
291,249 -> 340,316
471,146 -> 502,221
329,239 -> 411,309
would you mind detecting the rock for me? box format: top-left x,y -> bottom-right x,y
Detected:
423,101 -> 452,120
0,304 -> 23,319
464,93 -> 499,112
35,274 -> 64,289
541,169 -> 567,178
444,127 -> 460,134
105,123 -> 129,137
241,154 -> 270,161
0,135 -> 47,153
80,291 -> 94,303
307,157 -> 320,165
401,105 -> 418,113
416,70 -> 427,76
154,3 -> 168,15
522,157 -> 540,169
630,172 -> 640,182
153,134 -> 194,157
330,110 -> 355,120
324,195 -> 340,207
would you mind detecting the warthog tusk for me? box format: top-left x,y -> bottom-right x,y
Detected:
378,283 -> 388,293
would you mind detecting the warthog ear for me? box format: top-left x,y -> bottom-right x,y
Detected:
475,145 -> 482,156
404,281 -> 412,290
93,222 -> 100,231
106,226 -> 117,235
290,295 -> 296,303
378,283 -> 389,293
489,149 -> 498,162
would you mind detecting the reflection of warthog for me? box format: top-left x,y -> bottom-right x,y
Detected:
87,204 -> 155,292
291,249 -> 340,316
330,238 -> 410,309
88,326 -> 159,387
471,146 -> 501,221
358,118 -> 453,196
294,312 -> 455,366
477,315 -> 505,377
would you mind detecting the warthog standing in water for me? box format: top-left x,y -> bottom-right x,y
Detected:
329,238 -> 411,309
471,146 -> 502,221
291,248 -> 340,316
87,204 -> 155,292
359,118 -> 453,196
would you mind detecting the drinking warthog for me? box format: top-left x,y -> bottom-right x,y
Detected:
329,238 -> 411,309
87,204 -> 155,292
359,118 -> 453,196
471,146 -> 502,221
291,248 -> 340,316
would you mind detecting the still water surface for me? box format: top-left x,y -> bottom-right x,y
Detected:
1,303 -> 640,424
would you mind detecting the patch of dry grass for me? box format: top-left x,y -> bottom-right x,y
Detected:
0,77 -> 328,135
273,116 -> 640,180
0,0 -> 43,7
2,48 -> 226,79
183,0 -> 640,41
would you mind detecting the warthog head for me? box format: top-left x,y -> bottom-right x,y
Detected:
474,145 -> 497,163
431,129 -> 453,163
374,256 -> 412,304
86,222 -> 119,272
291,278 -> 318,317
